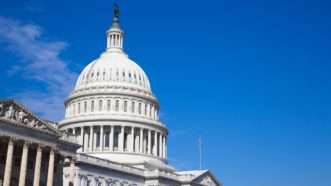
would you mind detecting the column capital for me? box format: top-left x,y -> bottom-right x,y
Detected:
7,136 -> 17,143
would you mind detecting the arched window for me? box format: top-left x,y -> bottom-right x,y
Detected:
99,100 -> 103,111
84,101 -> 87,113
128,73 -> 132,82
91,100 -> 95,112
144,104 -> 147,115
107,100 -> 111,111
131,101 -> 135,113
138,103 -> 142,114
78,102 -> 81,114
115,100 -> 119,112
124,101 -> 128,112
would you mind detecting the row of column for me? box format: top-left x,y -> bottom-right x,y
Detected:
2,138 -> 56,186
107,32 -> 123,49
68,125 -> 167,159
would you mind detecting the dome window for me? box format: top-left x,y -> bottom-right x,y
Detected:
131,101 -> 135,113
138,103 -> 142,114
91,100 -> 95,112
128,73 -> 132,82
122,71 -> 126,81
115,100 -> 119,112
107,100 -> 111,111
99,100 -> 103,111
124,101 -> 128,112
84,101 -> 87,113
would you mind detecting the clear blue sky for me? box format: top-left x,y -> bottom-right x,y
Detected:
0,0 -> 331,185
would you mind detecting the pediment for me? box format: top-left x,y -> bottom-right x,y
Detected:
0,99 -> 60,135
193,171 -> 221,186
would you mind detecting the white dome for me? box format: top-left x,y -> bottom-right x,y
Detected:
59,10 -> 169,170
74,51 -> 151,93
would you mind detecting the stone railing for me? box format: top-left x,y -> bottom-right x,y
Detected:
144,169 -> 181,181
77,153 -> 144,176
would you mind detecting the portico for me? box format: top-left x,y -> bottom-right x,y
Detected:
0,100 -> 79,186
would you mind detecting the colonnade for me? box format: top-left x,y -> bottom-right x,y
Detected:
1,137 -> 57,186
67,125 -> 167,159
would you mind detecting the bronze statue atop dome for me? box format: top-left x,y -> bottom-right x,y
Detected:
114,3 -> 120,19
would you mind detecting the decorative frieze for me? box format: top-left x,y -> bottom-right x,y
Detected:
0,100 -> 57,134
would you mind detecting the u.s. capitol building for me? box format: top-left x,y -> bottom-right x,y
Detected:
0,5 -> 220,186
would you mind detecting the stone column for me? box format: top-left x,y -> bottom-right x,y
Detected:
84,127 -> 89,152
148,130 -> 151,155
46,148 -> 55,186
33,145 -> 42,186
130,127 -> 135,152
89,126 -> 93,151
72,127 -> 76,137
3,138 -> 14,186
151,106 -> 155,119
154,131 -> 158,155
163,136 -> 167,158
159,133 -> 162,157
93,128 -> 97,150
19,141 -> 29,186
79,127 -> 84,152
119,126 -> 124,151
139,128 -> 143,153
147,104 -> 150,117
100,125 -> 104,151
109,125 -> 114,151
